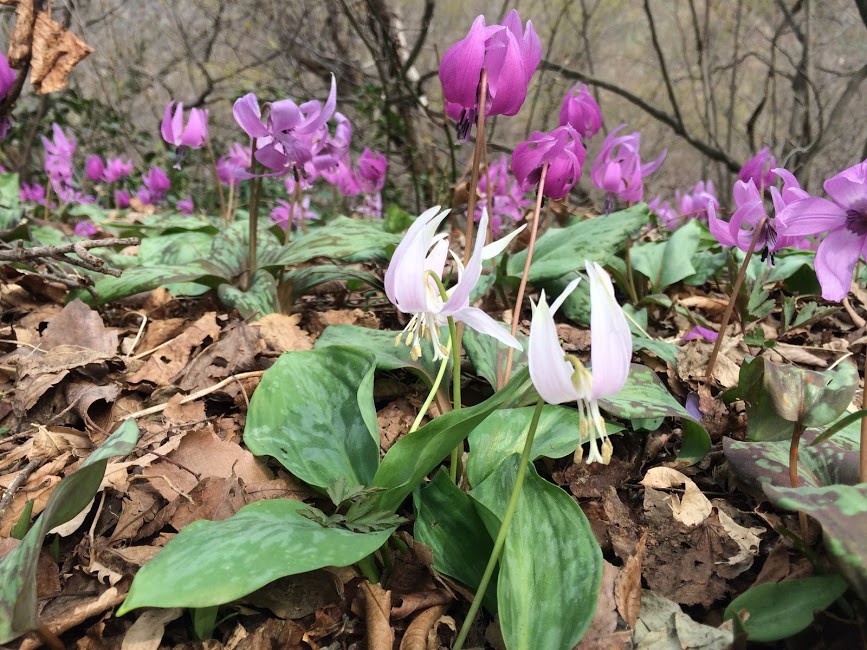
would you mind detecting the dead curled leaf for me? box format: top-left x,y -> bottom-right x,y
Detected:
30,10 -> 94,94
362,581 -> 393,650
399,604 -> 448,650
2,0 -> 35,65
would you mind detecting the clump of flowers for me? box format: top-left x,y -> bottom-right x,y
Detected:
271,197 -> 319,230
137,167 -> 170,205
650,180 -> 718,230
474,154 -> 531,235
739,147 -> 776,192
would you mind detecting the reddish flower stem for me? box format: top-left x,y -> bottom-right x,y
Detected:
500,164 -> 548,389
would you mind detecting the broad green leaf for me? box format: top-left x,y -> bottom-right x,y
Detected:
471,461 -> 601,649
0,420 -> 139,644
413,469 -> 496,611
314,325 -> 443,387
209,220 -> 284,278
506,205 -> 647,282
466,406 -> 623,486
764,483 -> 867,600
277,216 -> 402,266
118,212 -> 219,234
118,499 -> 393,613
138,231 -> 214,266
633,336 -> 679,365
723,575 -> 847,642
80,262 -> 226,306
244,347 -> 379,490
463,326 -> 527,390
281,264 -> 382,296
364,368 -> 533,514
217,270 -> 279,319
631,219 -> 701,291
0,173 -> 23,229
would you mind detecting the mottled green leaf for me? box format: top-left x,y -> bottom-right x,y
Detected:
277,216 -> 401,266
244,347 -> 379,491
217,270 -> 279,319
0,173 -> 23,229
281,264 -> 382,296
471,461 -> 601,649
413,469 -> 496,611
507,205 -> 647,282
0,420 -> 139,644
723,575 -> 848,642
765,483 -> 867,600
463,325 -> 527,390
118,499 -> 393,613
209,220 -> 284,278
631,219 -> 701,291
138,231 -> 214,266
81,262 -> 226,306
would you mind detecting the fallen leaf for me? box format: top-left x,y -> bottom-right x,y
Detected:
127,312 -> 219,386
167,475 -> 249,531
576,561 -> 619,648
399,605 -> 448,650
641,467 -> 712,527
40,299 -> 118,354
250,312 -> 313,352
177,321 -> 263,392
614,533 -> 646,628
3,0 -> 34,65
362,581 -> 393,650
633,590 -> 733,650
120,607 -> 183,650
30,10 -> 94,94
378,399 -> 416,454
245,571 -> 342,619
309,309 -> 381,337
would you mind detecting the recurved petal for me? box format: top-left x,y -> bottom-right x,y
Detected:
442,210 -> 489,312
824,160 -> 867,213
233,94 -> 270,138
481,222 -> 527,260
385,206 -> 443,310
453,306 -> 522,350
529,291 -> 579,405
707,203 -> 737,247
160,102 -> 176,145
586,261 -> 632,400
439,15 -> 487,108
776,197 -> 847,236
814,228 -> 864,302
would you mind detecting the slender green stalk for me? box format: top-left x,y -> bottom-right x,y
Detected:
244,139 -> 260,292
357,554 -> 380,584
410,337 -> 452,433
453,398 -> 546,650
449,314 -> 461,482
205,139 -> 226,220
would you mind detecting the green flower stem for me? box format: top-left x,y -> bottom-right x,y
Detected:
244,138 -> 261,292
448,314 -> 462,482
453,398 -> 545,650
357,553 -> 380,584
410,336 -> 451,433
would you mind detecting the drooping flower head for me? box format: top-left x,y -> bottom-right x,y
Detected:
558,84 -> 602,140
356,148 -> 388,194
232,75 -> 337,173
138,166 -> 170,204
271,197 -> 320,229
738,147 -> 776,193
320,158 -> 360,197
676,180 -> 718,221
217,143 -> 251,187
115,188 -> 131,208
439,10 -> 541,140
511,125 -> 586,200
103,157 -> 134,183
85,155 -> 105,181
475,154 -> 531,236
20,182 -> 47,205
385,206 -> 525,360
648,196 -> 680,230
161,102 -> 209,168
528,261 -> 632,464
590,125 -> 666,203
777,159 -> 867,301
42,124 -> 76,186
176,195 -> 194,215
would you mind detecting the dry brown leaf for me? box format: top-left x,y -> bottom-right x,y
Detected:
127,312 -> 219,386
399,605 -> 448,650
135,317 -> 187,355
0,455 -> 67,536
715,507 -> 765,575
378,399 -> 416,454
678,295 -> 730,315
177,321 -> 263,392
109,484 -> 163,543
641,467 -> 712,527
163,394 -> 206,424
168,475 -> 249,531
250,312 -> 313,352
362,581 -> 393,650
614,533 -> 646,628
576,561 -> 619,648
30,10 -> 93,94
41,299 -> 118,354
4,0 -> 35,65
676,340 -> 740,389
308,308 -> 381,337
120,607 -> 183,650
392,589 -> 452,620
66,382 -> 121,432
31,424 -> 91,460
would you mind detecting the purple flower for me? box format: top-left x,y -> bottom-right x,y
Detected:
648,197 -> 680,230
232,75 -> 337,173
357,192 -> 383,219
307,111 -> 352,172
20,182 -> 47,205
511,126 -> 585,200
103,157 -> 134,183
161,102 -> 209,151
475,154 -> 531,235
681,326 -> 718,342
384,206 -> 524,360
685,393 -> 703,421
141,167 -> 170,204
42,124 -> 75,186
738,147 -> 776,193
115,188 -> 131,208
558,84 -> 602,139
676,180 -> 717,221
74,220 -> 98,238
271,197 -> 319,229
176,195 -> 194,215
528,261 -> 632,464
85,155 -> 105,181
356,148 -> 387,194
217,143 -> 251,187
0,53 -> 14,100
439,10 -> 541,140
320,158 -> 360,197
777,159 -> 867,301
590,125 -> 666,203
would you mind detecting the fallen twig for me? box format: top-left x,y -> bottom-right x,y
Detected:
0,237 -> 140,276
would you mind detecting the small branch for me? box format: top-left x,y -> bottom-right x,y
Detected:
0,457 -> 43,520
0,237 -> 140,276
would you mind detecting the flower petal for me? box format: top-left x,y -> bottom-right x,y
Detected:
233,94 -> 270,138
586,261 -> 632,400
529,290 -> 579,404
823,160 -> 867,213
481,221 -> 527,260
776,197 -> 847,236
441,209 -> 488,313
814,228 -> 864,302
452,306 -> 522,350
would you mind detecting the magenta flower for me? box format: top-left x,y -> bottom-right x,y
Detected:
232,75 -> 336,173
511,126 -> 585,200
20,183 -> 46,205
42,124 -> 75,185
681,326 -> 718,343
161,102 -> 209,151
590,125 -> 666,203
738,147 -> 776,192
777,159 -> 867,301
357,193 -> 383,219
217,143 -> 251,187
439,10 -> 541,140
103,157 -> 133,183
115,189 -> 131,208
384,206 -> 524,360
271,197 -> 319,229
648,197 -> 680,230
0,53 -> 14,100
558,84 -> 602,139
320,158 -> 360,197
676,180 -> 717,220
475,154 -> 531,235
176,195 -> 194,215
307,111 -> 351,172
528,261 -> 632,464
357,148 -> 387,194
74,220 -> 98,238
85,155 -> 105,181
139,167 -> 170,204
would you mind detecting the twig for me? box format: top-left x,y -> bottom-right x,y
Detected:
0,457 -> 43,520
0,237 -> 140,277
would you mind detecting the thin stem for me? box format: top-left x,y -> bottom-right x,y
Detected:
410,337 -> 452,433
789,418 -> 809,537
861,347 -> 867,483
205,139 -> 226,220
462,68 -> 489,268
226,182 -> 235,226
357,554 -> 380,584
245,139 -> 261,292
449,314 -> 462,483
623,238 -> 639,304
705,216 -> 768,380
453,398 -> 546,650
501,164 -> 548,389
